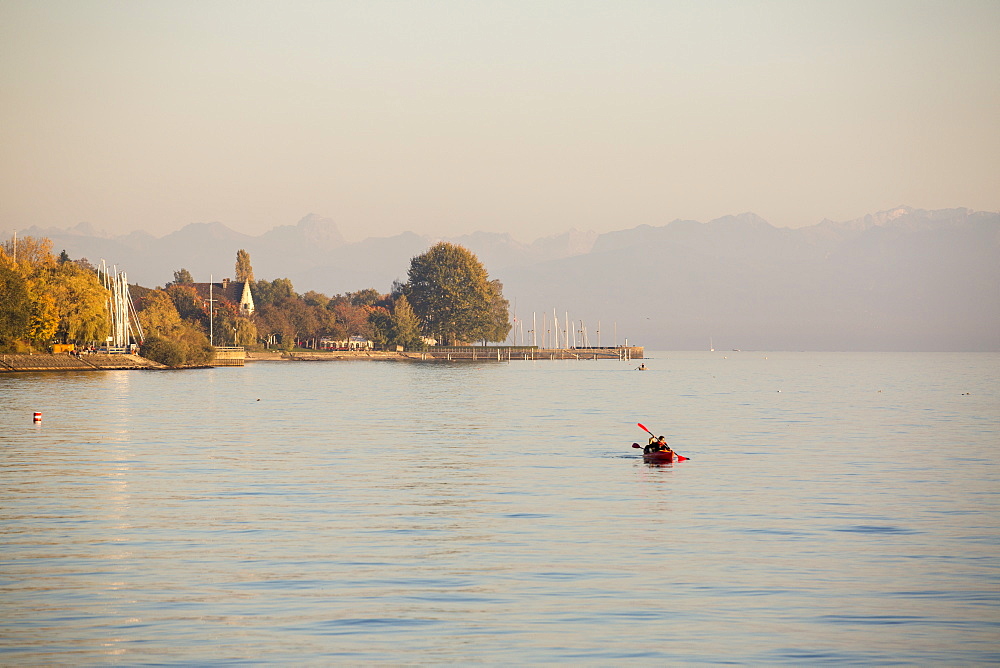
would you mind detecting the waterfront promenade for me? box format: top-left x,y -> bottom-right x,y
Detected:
0,353 -> 164,372
0,346 -> 643,372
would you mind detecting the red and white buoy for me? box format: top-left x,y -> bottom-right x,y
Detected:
33,412 -> 41,423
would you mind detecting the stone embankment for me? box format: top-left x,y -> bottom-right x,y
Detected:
250,346 -> 644,362
0,353 -> 165,372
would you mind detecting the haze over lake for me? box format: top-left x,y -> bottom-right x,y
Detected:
9,206 -> 999,352
3,352 -> 997,664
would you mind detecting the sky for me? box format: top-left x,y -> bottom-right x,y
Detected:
1,0 -> 998,243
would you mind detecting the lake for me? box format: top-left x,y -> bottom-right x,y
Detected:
1,352 -> 998,664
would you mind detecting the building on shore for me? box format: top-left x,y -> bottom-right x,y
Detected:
190,279 -> 255,316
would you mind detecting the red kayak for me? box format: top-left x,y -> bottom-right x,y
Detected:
643,450 -> 678,463
632,443 -> 689,463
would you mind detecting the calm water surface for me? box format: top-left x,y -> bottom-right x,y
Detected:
1,352 -> 998,665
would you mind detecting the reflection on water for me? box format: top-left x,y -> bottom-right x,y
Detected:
0,353 -> 998,664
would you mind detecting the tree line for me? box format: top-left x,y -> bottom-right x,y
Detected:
1,236 -> 109,351
1,237 -> 511,364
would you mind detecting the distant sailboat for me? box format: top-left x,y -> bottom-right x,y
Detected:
710,337 -> 714,352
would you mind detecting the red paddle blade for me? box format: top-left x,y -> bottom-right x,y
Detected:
637,422 -> 653,434
631,443 -> 641,448
675,455 -> 689,461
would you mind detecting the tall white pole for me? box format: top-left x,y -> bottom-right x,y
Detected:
532,312 -> 537,347
210,274 -> 214,346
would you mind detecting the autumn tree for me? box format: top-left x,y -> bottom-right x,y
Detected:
135,289 -> 184,338
328,296 -> 372,339
255,303 -> 295,349
165,284 -> 207,328
51,261 -> 109,343
211,300 -> 258,347
0,236 -> 60,347
235,249 -> 254,283
2,235 -> 55,268
404,242 -> 510,345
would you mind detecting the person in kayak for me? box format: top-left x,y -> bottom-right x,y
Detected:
644,436 -> 672,454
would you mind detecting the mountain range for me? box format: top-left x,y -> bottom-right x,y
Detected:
5,207 -> 998,351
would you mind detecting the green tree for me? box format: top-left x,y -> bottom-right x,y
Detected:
391,294 -> 423,349
0,262 -> 31,348
253,277 -> 295,307
140,324 -> 213,366
404,242 -> 510,345
176,325 -> 214,364
367,307 -> 393,349
172,268 -> 194,285
349,288 -> 381,307
140,336 -> 185,367
302,290 -> 330,308
235,249 -> 254,283
483,279 -> 513,344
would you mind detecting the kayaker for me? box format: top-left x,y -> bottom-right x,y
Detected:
644,436 -> 671,454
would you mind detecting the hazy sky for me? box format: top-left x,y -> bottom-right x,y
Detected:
2,1 -> 997,242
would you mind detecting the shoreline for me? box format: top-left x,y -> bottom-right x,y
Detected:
0,346 -> 644,373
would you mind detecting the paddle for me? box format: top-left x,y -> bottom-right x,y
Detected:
635,423 -> 689,460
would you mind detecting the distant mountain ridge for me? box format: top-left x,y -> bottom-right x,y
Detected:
4,206 -> 997,351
